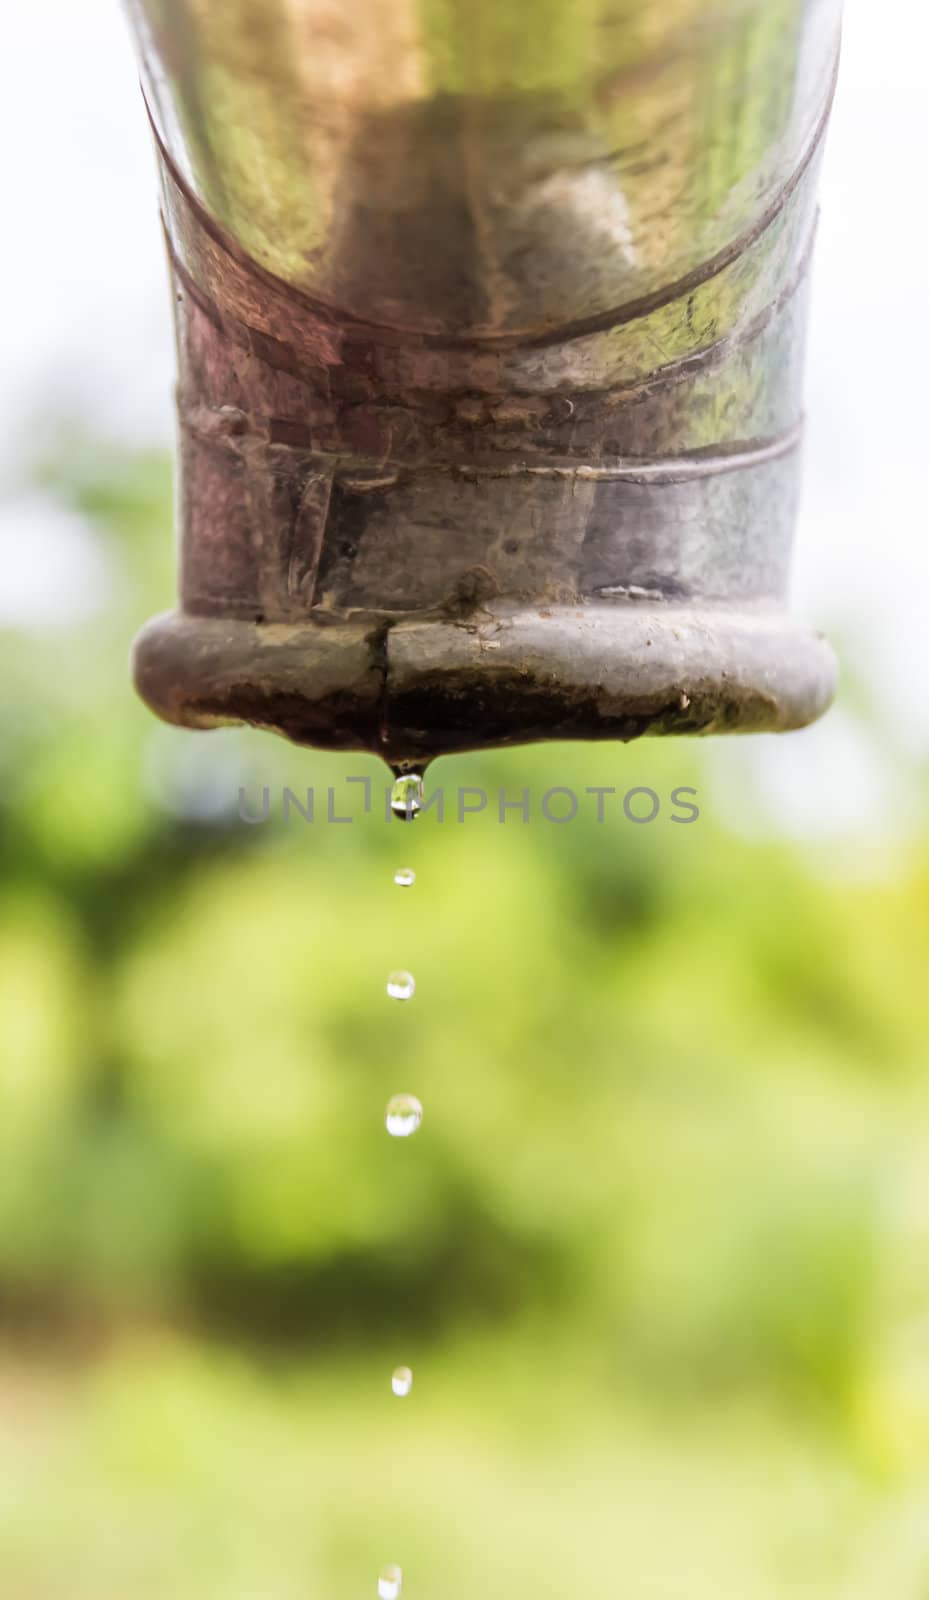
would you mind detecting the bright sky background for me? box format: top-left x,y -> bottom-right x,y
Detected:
0,0 -> 926,848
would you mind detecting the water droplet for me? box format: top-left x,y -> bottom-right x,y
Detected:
385,1093 -> 423,1138
391,1365 -> 413,1397
393,867 -> 415,888
386,970 -> 415,1001
390,772 -> 423,822
378,1565 -> 403,1600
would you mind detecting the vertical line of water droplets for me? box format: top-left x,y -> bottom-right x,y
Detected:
377,770 -> 424,1600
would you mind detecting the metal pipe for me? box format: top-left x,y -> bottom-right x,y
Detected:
127,0 -> 841,760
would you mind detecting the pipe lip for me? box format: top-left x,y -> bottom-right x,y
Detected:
133,604 -> 837,762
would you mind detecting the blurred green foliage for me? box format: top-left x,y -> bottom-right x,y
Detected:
2,436 -> 929,1596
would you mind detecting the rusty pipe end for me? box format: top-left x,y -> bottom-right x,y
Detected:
128,0 -> 841,759
133,603 -> 836,763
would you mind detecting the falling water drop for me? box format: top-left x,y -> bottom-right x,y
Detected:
385,1093 -> 423,1138
390,771 -> 423,822
391,1365 -> 414,1397
393,867 -> 416,888
386,970 -> 415,1001
378,1564 -> 403,1600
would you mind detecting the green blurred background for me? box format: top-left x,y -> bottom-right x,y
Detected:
2,436 -> 929,1598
